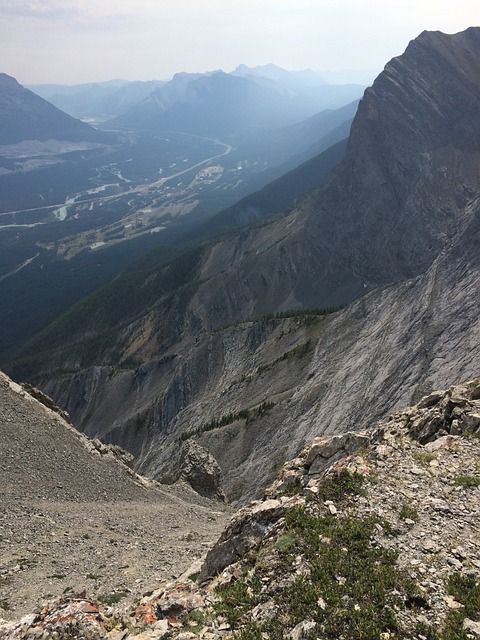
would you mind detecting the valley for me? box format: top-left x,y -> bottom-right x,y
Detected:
0,133 -> 233,259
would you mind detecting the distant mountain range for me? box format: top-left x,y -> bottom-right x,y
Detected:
0,73 -> 110,145
111,67 -> 364,138
28,78 -> 166,121
27,65 -> 365,133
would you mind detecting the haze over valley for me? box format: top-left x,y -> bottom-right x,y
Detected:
0,66 -> 361,359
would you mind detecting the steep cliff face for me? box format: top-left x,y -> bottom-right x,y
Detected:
9,28 -> 480,504
44,194 -> 480,503
183,28 -> 480,321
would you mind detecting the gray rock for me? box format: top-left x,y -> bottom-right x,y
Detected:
464,619 -> 480,637
306,432 -> 372,477
417,391 -> 445,409
198,496 -> 304,582
176,440 -> 226,502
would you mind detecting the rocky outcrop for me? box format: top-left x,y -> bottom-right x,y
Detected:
3,381 -> 479,639
169,440 -> 226,502
198,495 -> 305,583
196,380 -> 480,584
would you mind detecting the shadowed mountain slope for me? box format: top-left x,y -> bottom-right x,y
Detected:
0,73 -> 110,144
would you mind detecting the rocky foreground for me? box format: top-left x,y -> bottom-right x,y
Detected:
1,380 -> 479,639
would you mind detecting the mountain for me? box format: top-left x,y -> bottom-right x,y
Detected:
28,79 -> 166,120
6,28 -> 480,504
231,62 -> 327,88
0,98 -> 354,363
231,62 -> 365,111
2,380 -> 479,637
111,69 -> 364,137
198,138 -> 348,236
0,370 -> 229,621
0,73 -> 109,144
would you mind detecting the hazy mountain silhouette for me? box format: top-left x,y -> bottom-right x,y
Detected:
0,73 -> 110,144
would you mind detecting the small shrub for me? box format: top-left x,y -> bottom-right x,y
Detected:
181,609 -> 206,633
214,573 -> 261,627
317,469 -> 367,502
214,506 -> 423,639
414,452 -> 436,464
98,591 -> 129,606
399,504 -> 419,522
439,573 -> 480,640
446,573 -> 480,619
453,475 -> 480,488
275,533 -> 297,553
183,533 -> 195,542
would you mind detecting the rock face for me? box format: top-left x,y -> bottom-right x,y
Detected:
6,28 -> 480,503
2,381 -> 479,639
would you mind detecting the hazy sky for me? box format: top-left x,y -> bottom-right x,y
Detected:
1,0 -> 479,85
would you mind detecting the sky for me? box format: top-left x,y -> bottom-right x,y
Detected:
1,0 -> 479,86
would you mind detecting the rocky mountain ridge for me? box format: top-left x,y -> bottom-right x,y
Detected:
7,27 -> 480,504
1,380 -> 479,639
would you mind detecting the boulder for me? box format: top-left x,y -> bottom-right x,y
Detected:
176,440 -> 226,501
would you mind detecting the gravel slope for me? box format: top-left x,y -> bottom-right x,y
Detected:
0,372 -> 230,620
